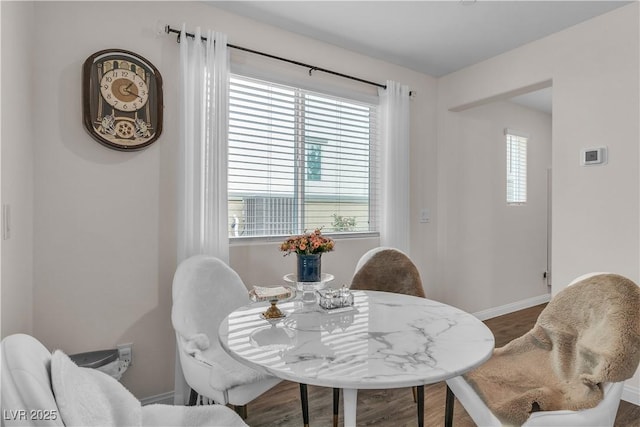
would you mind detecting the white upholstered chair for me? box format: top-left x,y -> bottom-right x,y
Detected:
1,333 -> 247,427
444,272 -> 633,427
171,255 -> 281,417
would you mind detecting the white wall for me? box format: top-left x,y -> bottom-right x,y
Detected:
437,2 -> 639,402
439,1 -> 639,297
17,1 -> 437,399
1,1 -> 35,336
436,99 -> 551,311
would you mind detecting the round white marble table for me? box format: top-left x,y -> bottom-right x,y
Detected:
219,290 -> 494,426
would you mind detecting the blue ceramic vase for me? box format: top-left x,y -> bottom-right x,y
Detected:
297,253 -> 322,282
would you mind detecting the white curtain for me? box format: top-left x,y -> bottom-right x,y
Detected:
378,81 -> 411,253
174,24 -> 230,405
177,24 -> 230,264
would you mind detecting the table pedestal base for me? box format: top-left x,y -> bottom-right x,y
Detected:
343,388 -> 358,427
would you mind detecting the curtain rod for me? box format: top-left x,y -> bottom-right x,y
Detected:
164,25 -> 387,90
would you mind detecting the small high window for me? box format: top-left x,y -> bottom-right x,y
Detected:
506,129 -> 528,205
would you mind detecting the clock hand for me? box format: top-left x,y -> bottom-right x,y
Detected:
123,87 -> 144,101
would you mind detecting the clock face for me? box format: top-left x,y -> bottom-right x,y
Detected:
83,49 -> 163,151
99,69 -> 149,112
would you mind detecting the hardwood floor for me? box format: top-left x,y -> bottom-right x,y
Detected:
243,304 -> 640,427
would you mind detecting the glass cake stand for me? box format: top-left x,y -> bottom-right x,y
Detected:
283,273 -> 335,303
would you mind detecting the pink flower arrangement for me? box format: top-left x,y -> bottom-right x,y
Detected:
279,228 -> 335,256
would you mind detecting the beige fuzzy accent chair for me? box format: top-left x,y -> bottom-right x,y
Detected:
444,272 -> 640,427
349,246 -> 426,297
331,247 -> 426,427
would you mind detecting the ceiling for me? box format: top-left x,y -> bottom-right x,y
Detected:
212,1 -> 630,113
511,87 -> 552,114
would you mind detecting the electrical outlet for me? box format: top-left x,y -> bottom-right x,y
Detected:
117,343 -> 133,366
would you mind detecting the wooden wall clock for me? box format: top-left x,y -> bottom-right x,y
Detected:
83,49 -> 163,151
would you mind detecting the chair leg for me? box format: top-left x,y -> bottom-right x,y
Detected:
188,388 -> 198,406
445,384 -> 454,427
233,405 -> 248,419
300,383 -> 310,427
416,385 -> 424,427
333,388 -> 340,427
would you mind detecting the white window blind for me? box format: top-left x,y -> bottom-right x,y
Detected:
228,75 -> 379,238
506,129 -> 528,205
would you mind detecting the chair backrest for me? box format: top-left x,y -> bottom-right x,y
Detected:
541,273 -> 640,384
1,334 -> 64,426
350,247 -> 425,297
171,255 -> 250,348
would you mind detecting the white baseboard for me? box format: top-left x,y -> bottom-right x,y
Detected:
472,293 -> 552,321
140,391 -> 174,406
622,384 -> 640,405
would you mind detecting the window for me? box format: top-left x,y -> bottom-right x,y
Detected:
228,75 -> 379,238
506,129 -> 528,205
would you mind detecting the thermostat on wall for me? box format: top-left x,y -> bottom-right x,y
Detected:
580,147 -> 607,166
